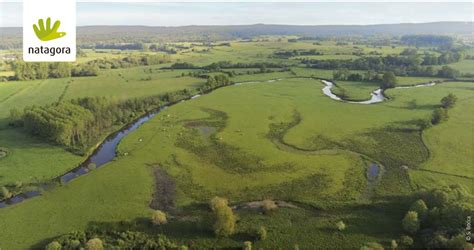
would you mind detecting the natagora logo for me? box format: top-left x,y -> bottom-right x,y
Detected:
33,17 -> 66,41
23,0 -> 76,62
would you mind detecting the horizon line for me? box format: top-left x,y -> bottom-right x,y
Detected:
1,20 -> 472,29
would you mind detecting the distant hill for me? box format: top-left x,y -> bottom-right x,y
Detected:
1,22 -> 472,47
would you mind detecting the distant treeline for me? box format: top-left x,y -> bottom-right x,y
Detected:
80,43 -> 146,50
12,62 -> 75,80
401,35 -> 454,48
8,54 -> 171,81
303,54 -> 462,78
168,61 -> 288,70
85,54 -> 171,70
273,49 -> 323,58
9,74 -> 231,153
1,23 -> 472,48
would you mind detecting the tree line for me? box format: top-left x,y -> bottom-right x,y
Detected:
9,90 -> 186,153
89,54 -> 171,70
413,93 -> 458,130
273,49 -> 323,58
303,54 -> 461,79
169,61 -> 288,71
12,62 -> 76,80
333,69 -> 398,89
81,42 -> 146,50
400,35 -> 454,48
9,54 -> 171,81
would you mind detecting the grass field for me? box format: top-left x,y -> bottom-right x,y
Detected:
385,82 -> 474,192
1,75 -> 471,248
0,38 -> 472,249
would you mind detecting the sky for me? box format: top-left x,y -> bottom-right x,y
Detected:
0,2 -> 472,27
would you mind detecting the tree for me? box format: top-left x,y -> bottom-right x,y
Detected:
416,119 -> 432,130
347,73 -> 363,81
0,186 -> 12,200
257,226 -> 267,240
431,108 -> 448,125
45,241 -> 62,250
431,189 -> 450,207
9,108 -> 23,127
437,66 -> 459,79
243,241 -> 252,250
400,235 -> 413,246
333,68 -> 350,80
86,238 -> 103,250
400,48 -> 418,56
391,240 -> 398,249
212,198 -> 236,237
335,220 -> 346,231
210,196 -> 228,211
440,93 -> 457,109
382,72 -> 397,88
151,210 -> 168,225
262,199 -> 278,214
402,211 -> 420,234
410,199 -> 428,220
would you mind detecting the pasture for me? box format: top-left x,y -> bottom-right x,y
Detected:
1,75 -> 472,248
0,37 -> 472,249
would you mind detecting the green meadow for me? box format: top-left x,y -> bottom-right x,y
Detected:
0,37 -> 472,249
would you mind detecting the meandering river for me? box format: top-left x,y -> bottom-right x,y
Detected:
321,80 -> 437,104
0,77 -> 438,208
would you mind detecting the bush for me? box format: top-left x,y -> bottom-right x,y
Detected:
0,186 -> 12,200
86,238 -> 103,250
402,211 -> 420,234
262,199 -> 277,214
0,150 -> 6,159
400,235 -> 413,246
431,108 -> 448,125
243,241 -> 252,250
87,163 -> 97,170
440,93 -> 457,109
45,241 -> 62,250
391,240 -> 398,249
335,220 -> 346,231
212,197 -> 236,237
151,210 -> 168,225
70,240 -> 81,249
417,119 -> 432,130
382,72 -> 397,88
210,196 -> 228,211
410,199 -> 428,220
0,147 -> 9,159
257,226 -> 267,240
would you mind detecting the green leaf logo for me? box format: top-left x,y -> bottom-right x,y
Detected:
33,17 -> 66,41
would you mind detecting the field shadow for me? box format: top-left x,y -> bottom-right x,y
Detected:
149,166 -> 177,211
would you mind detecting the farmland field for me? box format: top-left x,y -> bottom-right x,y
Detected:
0,22 -> 473,249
